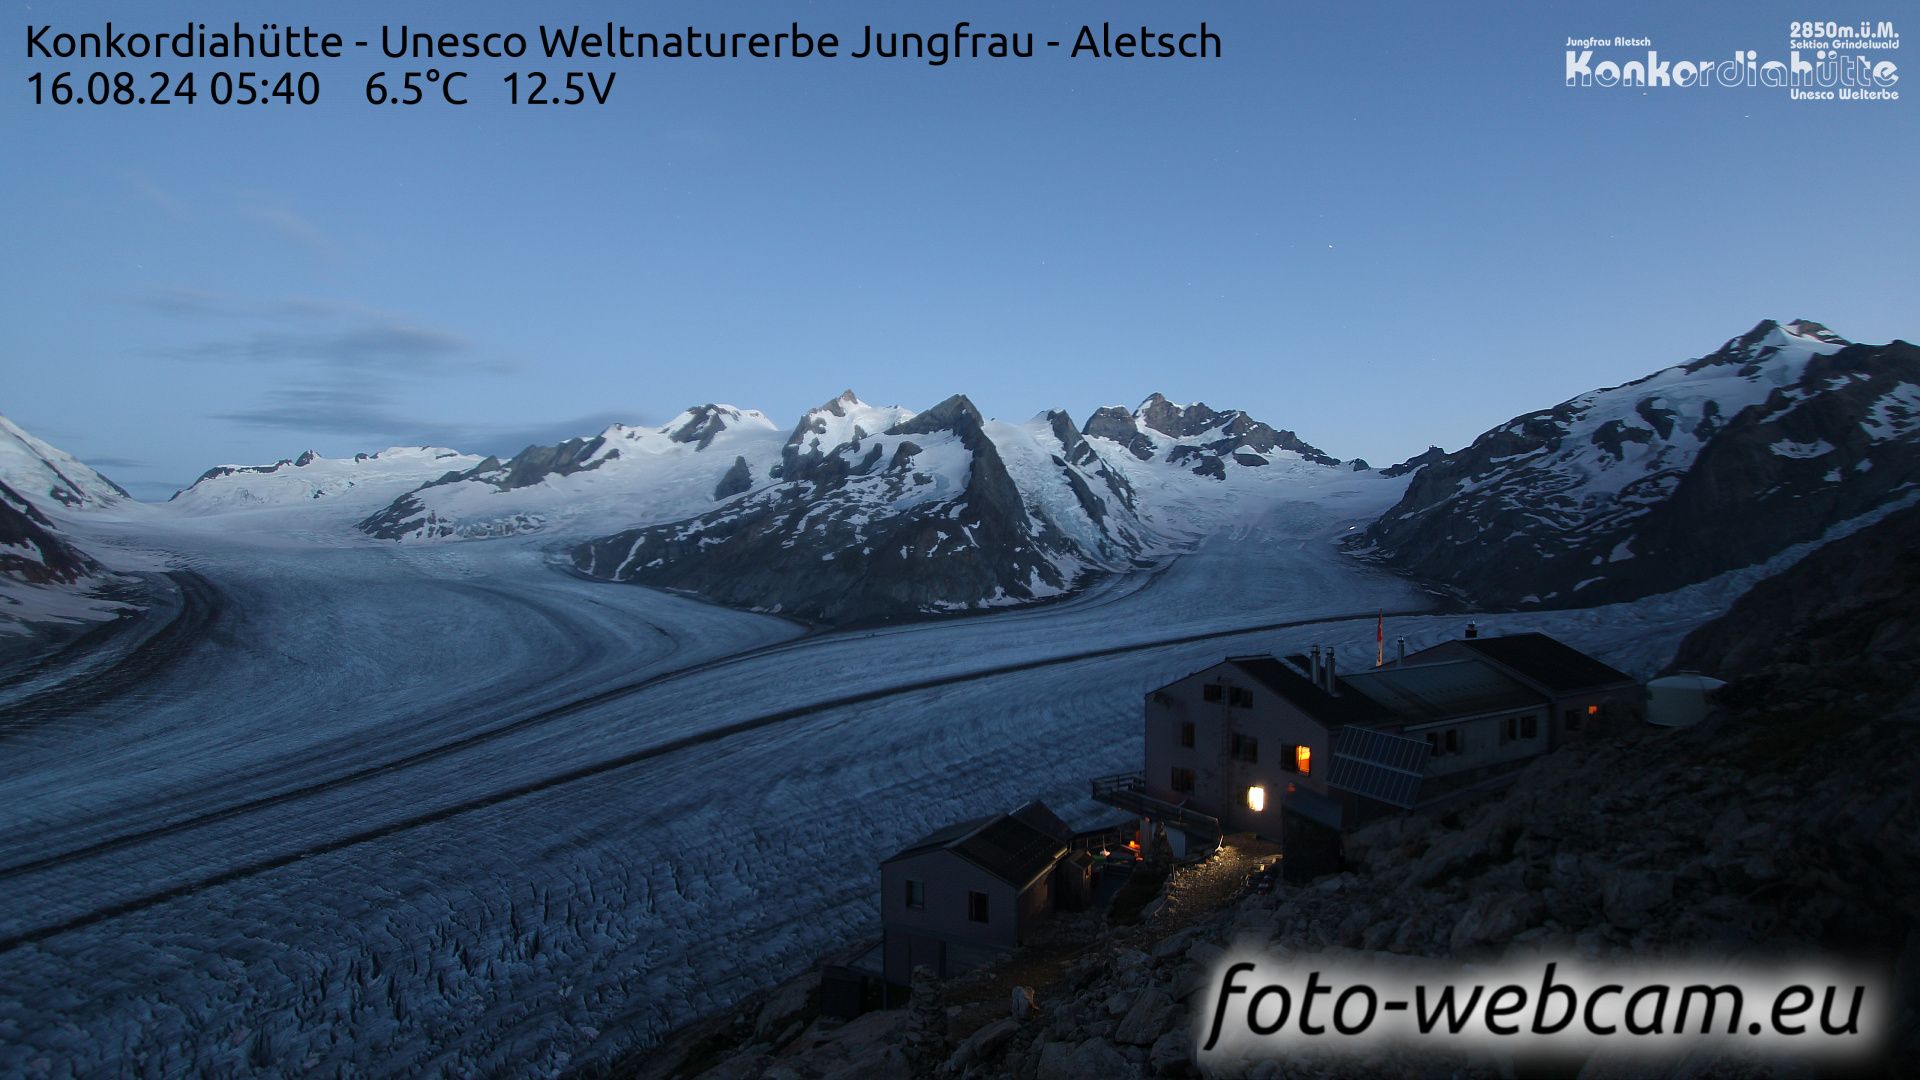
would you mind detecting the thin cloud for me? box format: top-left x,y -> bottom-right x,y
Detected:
164,324 -> 475,371
212,385 -> 648,456
126,174 -> 192,221
241,203 -> 336,261
138,288 -> 516,375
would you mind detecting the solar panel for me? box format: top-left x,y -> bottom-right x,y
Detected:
1327,727 -> 1430,809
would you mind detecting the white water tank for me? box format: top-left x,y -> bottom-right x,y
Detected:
1647,673 -> 1727,727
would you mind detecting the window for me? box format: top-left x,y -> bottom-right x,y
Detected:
1229,733 -> 1259,762
1294,744 -> 1312,776
905,879 -> 924,909
1520,714 -> 1538,739
1425,732 -> 1439,754
1246,785 -> 1267,812
1229,686 -> 1254,708
1445,729 -> 1461,754
967,891 -> 989,923
1171,766 -> 1195,794
1564,708 -> 1581,732
1203,684 -> 1223,703
1179,721 -> 1195,748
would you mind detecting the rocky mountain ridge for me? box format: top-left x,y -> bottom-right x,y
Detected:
569,394 -> 1155,624
1351,320 -> 1920,609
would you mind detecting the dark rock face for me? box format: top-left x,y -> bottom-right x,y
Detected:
775,390 -> 883,484
713,456 -> 753,500
1081,393 -> 1342,477
572,395 -> 1096,625
1080,406 -> 1156,461
1351,321 -> 1920,609
1043,410 -> 1139,531
1379,446 -> 1445,478
1669,500 -> 1920,696
666,404 -> 742,451
0,480 -> 97,585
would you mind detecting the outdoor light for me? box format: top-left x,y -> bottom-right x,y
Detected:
1247,785 -> 1266,812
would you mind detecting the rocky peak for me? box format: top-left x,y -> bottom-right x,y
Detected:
1781,318 -> 1850,345
666,404 -> 741,450
1135,393 -> 1223,440
1379,445 -> 1447,479
891,394 -> 985,438
1080,406 -> 1155,461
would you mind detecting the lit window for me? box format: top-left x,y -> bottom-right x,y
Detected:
1587,704 -> 1600,716
1295,745 -> 1312,775
1247,785 -> 1266,812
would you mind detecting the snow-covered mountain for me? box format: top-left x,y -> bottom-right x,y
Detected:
1081,393 -> 1348,477
0,479 -> 98,587
336,387 -> 1373,623
0,414 -> 128,510
0,416 -> 136,633
358,405 -> 783,540
570,394 -> 1159,623
1351,319 -> 1920,609
172,446 -> 484,515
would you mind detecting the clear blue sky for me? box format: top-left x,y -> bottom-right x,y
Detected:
6,0 -> 1914,498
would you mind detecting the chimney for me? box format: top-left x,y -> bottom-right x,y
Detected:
1324,649 -> 1337,694
1465,620 -> 1479,639
1309,644 -> 1322,683
1397,636 -> 1406,666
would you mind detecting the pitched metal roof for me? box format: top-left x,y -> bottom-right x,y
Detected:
885,816 -> 994,863
1226,655 -> 1393,728
1339,658 -> 1545,721
1455,633 -> 1637,694
884,805 -> 1070,889
1010,799 -> 1072,844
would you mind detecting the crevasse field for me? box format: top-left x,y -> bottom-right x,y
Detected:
0,469 -> 1790,1078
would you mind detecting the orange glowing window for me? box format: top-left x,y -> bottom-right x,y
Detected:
1587,704 -> 1600,716
1295,745 -> 1312,775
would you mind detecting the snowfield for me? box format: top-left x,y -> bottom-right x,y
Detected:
0,440 -> 1799,1078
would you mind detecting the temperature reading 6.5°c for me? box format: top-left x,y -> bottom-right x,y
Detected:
365,70 -> 468,106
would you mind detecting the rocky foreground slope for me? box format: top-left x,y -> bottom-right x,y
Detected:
641,505 -> 1920,1079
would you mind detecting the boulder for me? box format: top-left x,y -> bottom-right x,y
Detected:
1602,870 -> 1675,929
941,1018 -> 1019,1074
1116,988 -> 1174,1046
